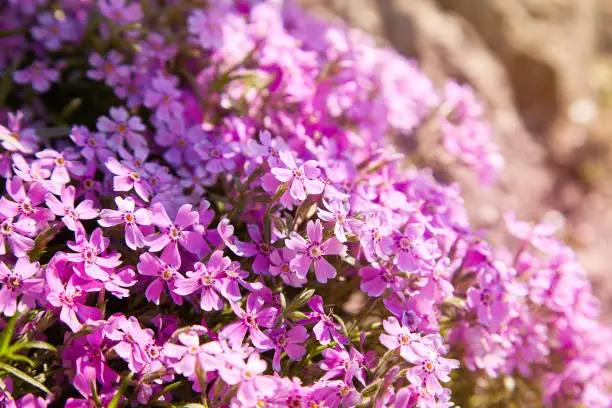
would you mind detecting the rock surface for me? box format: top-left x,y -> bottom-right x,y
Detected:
300,0 -> 612,317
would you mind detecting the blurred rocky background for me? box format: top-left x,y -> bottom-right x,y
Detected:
300,0 -> 612,318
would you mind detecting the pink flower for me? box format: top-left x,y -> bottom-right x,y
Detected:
65,228 -> 122,281
317,199 -> 362,242
105,157 -> 152,202
248,130 -> 288,166
221,294 -> 277,350
35,148 -> 86,184
304,295 -> 348,345
269,248 -> 307,287
143,74 -> 183,122
104,315 -> 154,373
406,338 -> 459,396
286,219 -> 346,283
0,176 -> 52,223
234,354 -> 278,407
359,266 -> 404,297
0,258 -> 43,316
379,316 -> 429,363
164,327 -> 221,377
99,196 -> 151,250
268,325 -> 308,372
270,151 -> 324,201
146,203 -> 206,268
96,107 -> 146,148
137,253 -> 183,305
466,270 -> 509,330
46,185 -> 99,232
389,223 -> 435,272
46,267 -> 101,332
174,260 -> 224,311
0,215 -> 36,257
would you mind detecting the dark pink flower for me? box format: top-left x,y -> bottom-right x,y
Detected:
46,185 -> 99,232
105,157 -> 152,202
222,294 -> 277,350
174,260 -> 224,311
0,258 -> 43,316
0,215 -> 36,257
146,203 -> 206,267
65,228 -> 122,281
268,325 -> 308,371
0,176 -> 52,223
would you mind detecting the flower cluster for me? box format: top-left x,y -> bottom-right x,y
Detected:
0,1 -> 609,407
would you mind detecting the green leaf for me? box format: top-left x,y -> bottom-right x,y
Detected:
0,362 -> 51,394
107,372 -> 133,408
90,380 -> 102,408
4,353 -> 35,367
8,341 -> 57,354
0,313 -> 21,355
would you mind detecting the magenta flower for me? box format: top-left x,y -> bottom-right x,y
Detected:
174,261 -> 223,311
46,186 -> 99,232
268,325 -> 308,372
61,325 -> 118,385
217,218 -> 258,257
13,60 -> 59,93
270,151 -> 324,201
146,203 -> 205,267
466,271 -> 510,330
221,294 -> 277,350
0,176 -> 52,222
304,295 -> 348,345
105,157 -> 152,202
137,253 -> 183,305
65,228 -> 122,281
96,107 -> 146,148
0,258 -> 43,316
286,219 -> 346,283
389,223 -> 435,272
246,224 -> 272,275
0,215 -> 36,257
0,112 -> 38,154
248,130 -> 288,166
99,0 -> 143,25
317,199 -> 362,242
319,347 -> 366,386
99,196 -> 151,250
46,268 -> 101,332
104,315 -> 154,373
87,51 -> 130,86
269,248 -> 307,287
379,316 -> 430,364
359,266 -> 404,297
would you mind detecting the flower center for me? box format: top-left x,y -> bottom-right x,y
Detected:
84,179 -> 95,189
162,269 -> 174,280
277,335 -> 287,346
399,334 -> 410,345
55,156 -> 65,166
83,247 -> 97,262
424,361 -> 435,373
259,242 -> 271,254
87,138 -> 97,147
210,149 -> 221,158
201,275 -> 213,286
292,169 -> 303,178
20,201 -> 34,214
268,147 -> 279,157
10,131 -> 20,140
308,244 -> 323,259
7,275 -> 22,289
104,63 -> 115,73
244,370 -> 254,379
1,222 -> 13,235
245,314 -> 257,327
124,213 -> 135,223
338,385 -> 351,397
117,123 -> 128,133
169,227 -> 181,240
188,345 -> 199,354
130,171 -> 140,181
398,236 -> 412,249
281,264 -> 290,273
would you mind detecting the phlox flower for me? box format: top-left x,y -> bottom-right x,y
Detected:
99,196 -> 151,250
0,214 -> 36,257
222,294 -> 277,350
286,219 -> 345,283
13,60 -> 59,93
379,316 -> 429,364
174,260 -> 223,311
267,325 -> 308,372
270,150 -> 323,201
106,157 -> 152,202
317,199 -> 362,242
137,253 -> 183,305
0,258 -> 43,316
0,176 -> 52,223
96,107 -> 146,148
304,295 -> 348,345
269,248 -> 307,287
65,228 -> 122,281
46,185 -> 99,232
